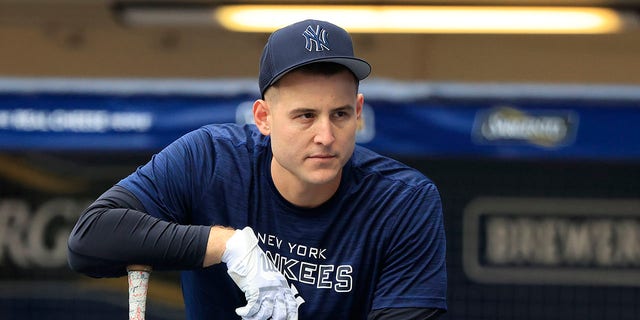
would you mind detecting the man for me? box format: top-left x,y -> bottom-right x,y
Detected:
68,19 -> 447,319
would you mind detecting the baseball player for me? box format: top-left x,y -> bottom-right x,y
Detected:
67,19 -> 447,319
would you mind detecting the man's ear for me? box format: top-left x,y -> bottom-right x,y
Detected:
356,94 -> 365,131
253,99 -> 271,135
356,93 -> 364,119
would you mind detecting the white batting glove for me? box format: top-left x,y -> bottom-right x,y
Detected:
222,227 -> 298,320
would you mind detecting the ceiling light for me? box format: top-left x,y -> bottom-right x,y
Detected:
215,5 -> 625,34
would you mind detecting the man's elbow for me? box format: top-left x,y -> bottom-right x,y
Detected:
67,233 -> 96,276
67,232 -> 125,278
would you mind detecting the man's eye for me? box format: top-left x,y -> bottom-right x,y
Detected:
300,113 -> 314,119
334,111 -> 351,118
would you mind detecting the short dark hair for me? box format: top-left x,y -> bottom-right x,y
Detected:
297,62 -> 357,78
269,62 -> 360,93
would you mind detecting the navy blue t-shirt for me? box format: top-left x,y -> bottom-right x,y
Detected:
118,124 -> 447,319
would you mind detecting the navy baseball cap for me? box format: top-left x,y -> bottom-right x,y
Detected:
259,19 -> 371,96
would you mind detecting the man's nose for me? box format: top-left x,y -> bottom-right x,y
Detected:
313,118 -> 336,145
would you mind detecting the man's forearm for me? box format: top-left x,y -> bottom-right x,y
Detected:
67,185 -> 210,277
203,225 -> 236,267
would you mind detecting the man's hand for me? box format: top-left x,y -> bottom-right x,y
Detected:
222,227 -> 298,320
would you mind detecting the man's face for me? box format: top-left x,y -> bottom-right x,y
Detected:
259,69 -> 363,189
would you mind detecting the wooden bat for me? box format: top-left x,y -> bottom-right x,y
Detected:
127,265 -> 152,320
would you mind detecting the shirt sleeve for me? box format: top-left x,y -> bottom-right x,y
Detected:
372,182 -> 448,311
67,128 -> 216,278
118,127 -> 217,224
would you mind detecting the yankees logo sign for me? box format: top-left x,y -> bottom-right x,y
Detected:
303,25 -> 330,52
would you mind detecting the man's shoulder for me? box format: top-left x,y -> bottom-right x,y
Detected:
188,123 -> 268,150
199,123 -> 262,141
351,145 -> 433,189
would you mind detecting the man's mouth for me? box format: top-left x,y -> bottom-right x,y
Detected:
307,153 -> 337,161
309,153 -> 335,159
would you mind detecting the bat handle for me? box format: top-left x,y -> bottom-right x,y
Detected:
127,265 -> 152,320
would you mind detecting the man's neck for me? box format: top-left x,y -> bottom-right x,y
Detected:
271,161 -> 341,208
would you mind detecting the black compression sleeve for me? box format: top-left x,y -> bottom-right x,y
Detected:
67,185 -> 210,278
368,307 -> 444,320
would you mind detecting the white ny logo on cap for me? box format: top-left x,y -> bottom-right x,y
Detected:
303,25 -> 330,52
